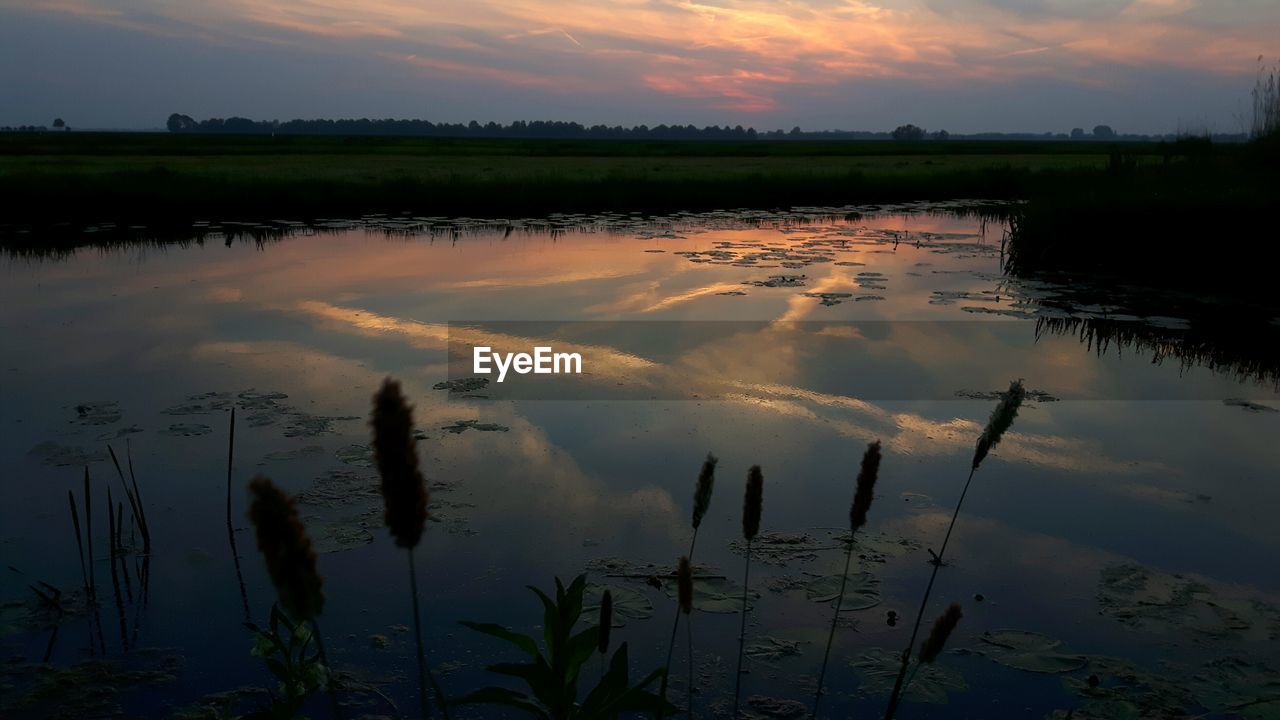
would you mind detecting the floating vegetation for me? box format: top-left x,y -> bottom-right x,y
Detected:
804,572 -> 881,610
335,443 -> 375,467
663,577 -> 760,614
584,584 -> 654,624
27,441 -> 106,466
728,530 -> 919,567
433,378 -> 489,393
262,445 -> 325,462
441,419 -> 510,434
0,650 -> 182,719
1095,562 -> 1280,643
746,694 -> 809,718
160,423 -> 212,437
954,388 -> 1059,402
1223,398 -> 1277,413
852,648 -> 967,704
745,637 -> 804,664
70,401 -> 122,426
972,630 -> 1086,673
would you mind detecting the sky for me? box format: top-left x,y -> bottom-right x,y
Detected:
1,0 -> 1276,134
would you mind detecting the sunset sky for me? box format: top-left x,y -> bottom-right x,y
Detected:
2,0 -> 1276,133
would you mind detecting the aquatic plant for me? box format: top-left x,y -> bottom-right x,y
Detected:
919,604 -> 963,664
370,377 -> 444,719
677,556 -> 694,717
244,604 -> 331,719
226,408 -> 251,623
457,574 -> 674,719
814,440 -> 881,718
884,381 -> 1024,719
246,475 -> 340,718
733,465 -> 764,719
659,454 -> 718,717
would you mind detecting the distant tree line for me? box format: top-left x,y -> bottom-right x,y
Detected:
165,113 -> 1244,142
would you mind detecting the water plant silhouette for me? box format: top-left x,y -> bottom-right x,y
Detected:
659,453 -> 717,718
371,377 -> 447,720
733,465 -> 764,719
677,556 -> 694,717
457,574 -> 674,719
247,475 -> 341,719
884,380 -> 1024,719
813,440 -> 881,718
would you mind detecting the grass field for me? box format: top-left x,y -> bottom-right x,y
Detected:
1,133 -> 1167,228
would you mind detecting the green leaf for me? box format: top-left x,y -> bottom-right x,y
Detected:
452,687 -> 552,720
804,572 -> 881,610
976,630 -> 1086,673
564,625 -> 601,687
529,585 -> 562,659
461,621 -> 540,658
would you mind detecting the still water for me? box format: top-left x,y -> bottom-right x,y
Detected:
2,205 -> 1278,718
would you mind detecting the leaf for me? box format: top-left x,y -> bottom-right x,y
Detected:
460,621 -> 540,658
976,630 -> 1086,673
852,648 -> 967,705
803,572 -> 880,610
451,687 -> 551,720
662,577 -> 759,614
745,636 -> 803,664
584,584 -> 653,624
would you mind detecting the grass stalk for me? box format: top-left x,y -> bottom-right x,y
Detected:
225,408 -> 251,622
67,490 -> 88,596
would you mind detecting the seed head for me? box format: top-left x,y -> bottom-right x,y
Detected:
849,441 -> 881,532
248,475 -> 324,620
973,380 -> 1026,469
919,603 -> 963,664
692,453 -> 718,530
677,556 -> 693,615
371,378 -> 429,548
743,465 -> 764,541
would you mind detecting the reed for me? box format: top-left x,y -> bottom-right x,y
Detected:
813,441 -> 881,718
884,382 -> 1024,720
371,378 -> 446,720
598,588 -> 613,679
107,445 -> 149,554
660,454 -> 719,718
225,408 -> 251,622
106,487 -> 128,651
67,490 -> 88,597
247,475 -> 341,718
733,465 -> 764,719
83,469 -> 95,599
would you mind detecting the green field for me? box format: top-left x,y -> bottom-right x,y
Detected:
0,133 -> 1169,228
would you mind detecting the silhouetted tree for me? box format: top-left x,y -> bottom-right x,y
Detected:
52,118 -> 65,129
167,113 -> 198,132
1070,128 -> 1086,139
1093,124 -> 1116,139
933,129 -> 949,141
892,124 -> 925,141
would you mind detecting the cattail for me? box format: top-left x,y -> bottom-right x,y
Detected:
677,556 -> 693,615
248,476 -> 324,621
919,603 -> 963,664
743,465 -> 763,541
972,380 -> 1025,469
692,453 -> 717,530
371,378 -> 429,549
850,441 -> 882,531
598,590 -> 613,654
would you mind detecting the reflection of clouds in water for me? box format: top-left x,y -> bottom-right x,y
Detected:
284,300 -> 1162,480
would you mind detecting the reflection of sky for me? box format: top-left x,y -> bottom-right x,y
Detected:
2,0 -> 1275,131
2,214 -> 1279,714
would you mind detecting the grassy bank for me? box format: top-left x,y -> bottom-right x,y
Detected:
0,133 -> 1152,228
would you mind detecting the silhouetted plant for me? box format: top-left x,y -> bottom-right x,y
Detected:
247,475 -> 340,719
733,465 -> 764,718
371,377 -> 447,719
814,440 -> 881,718
457,574 -> 674,719
659,454 -> 718,717
885,381 -> 1024,719
243,604 -> 331,720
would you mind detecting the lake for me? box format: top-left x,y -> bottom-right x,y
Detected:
2,203 -> 1278,719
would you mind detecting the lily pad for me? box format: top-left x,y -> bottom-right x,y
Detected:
1190,657 -> 1280,720
852,647 -> 966,704
442,419 -> 511,434
975,630 -> 1086,673
745,636 -> 803,664
27,441 -> 106,467
663,577 -> 759,614
804,572 -> 881,611
262,445 -> 324,462
584,584 -> 654,624
70,401 -> 122,426
336,444 -> 375,468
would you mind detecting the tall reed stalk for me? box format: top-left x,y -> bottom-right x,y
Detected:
225,408 -> 251,622
67,489 -> 88,598
247,475 -> 341,719
884,380 -> 1024,720
83,468 -> 95,599
813,441 -> 881,718
371,378 -> 448,720
732,465 -> 763,719
678,556 -> 694,717
659,454 -> 717,719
